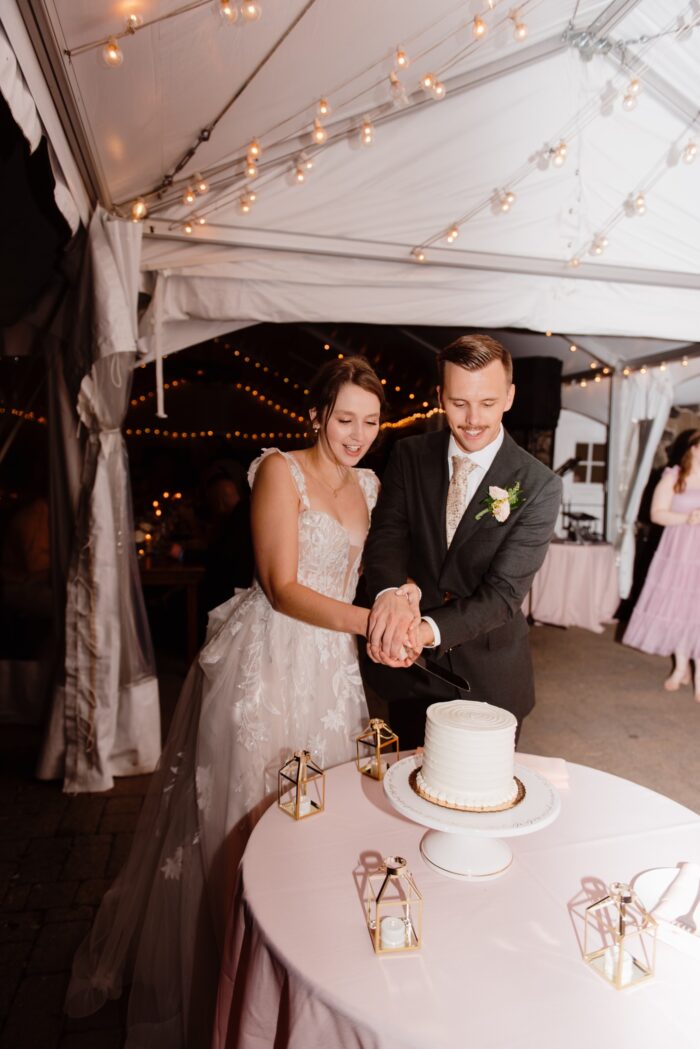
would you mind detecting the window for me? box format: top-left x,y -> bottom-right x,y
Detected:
574,442 -> 606,484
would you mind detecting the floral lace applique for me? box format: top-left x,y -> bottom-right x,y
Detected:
160,847 -> 183,881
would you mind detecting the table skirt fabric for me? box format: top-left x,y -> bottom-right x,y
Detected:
529,542 -> 619,632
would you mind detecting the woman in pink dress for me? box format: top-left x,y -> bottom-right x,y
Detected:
624,430 -> 700,696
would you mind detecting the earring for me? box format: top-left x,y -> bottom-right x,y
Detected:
313,422 -> 320,431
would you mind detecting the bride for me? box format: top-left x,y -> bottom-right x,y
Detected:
65,356 -> 420,1048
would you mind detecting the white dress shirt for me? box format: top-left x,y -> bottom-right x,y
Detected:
421,427 -> 504,648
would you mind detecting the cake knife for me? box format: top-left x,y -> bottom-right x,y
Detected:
413,656 -> 470,694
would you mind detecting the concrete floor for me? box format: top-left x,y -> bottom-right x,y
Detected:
1,624 -> 699,1047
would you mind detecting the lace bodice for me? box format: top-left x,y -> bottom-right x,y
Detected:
248,449 -> 379,602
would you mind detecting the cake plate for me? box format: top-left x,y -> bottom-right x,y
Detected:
383,754 -> 561,880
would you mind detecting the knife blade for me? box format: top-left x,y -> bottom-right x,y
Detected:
413,656 -> 470,694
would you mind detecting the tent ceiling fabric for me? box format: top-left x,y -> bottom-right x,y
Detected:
16,0 -> 700,344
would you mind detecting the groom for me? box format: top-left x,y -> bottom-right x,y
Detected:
362,334 -> 562,747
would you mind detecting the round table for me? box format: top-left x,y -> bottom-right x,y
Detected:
216,759 -> 700,1049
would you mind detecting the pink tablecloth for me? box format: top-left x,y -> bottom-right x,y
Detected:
528,542 -> 619,633
216,759 -> 700,1049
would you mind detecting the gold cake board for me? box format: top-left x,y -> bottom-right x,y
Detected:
409,767 -> 526,813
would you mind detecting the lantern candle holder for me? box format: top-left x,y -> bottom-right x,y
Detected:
583,881 -> 657,989
278,750 -> 325,820
365,856 -> 422,954
356,718 -> 399,781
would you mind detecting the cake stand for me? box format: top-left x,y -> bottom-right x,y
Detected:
383,754 -> 561,880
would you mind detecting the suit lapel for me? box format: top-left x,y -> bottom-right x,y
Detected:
419,429 -> 451,562
443,432 -> 520,563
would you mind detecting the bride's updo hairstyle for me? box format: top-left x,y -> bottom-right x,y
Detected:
308,356 -> 386,443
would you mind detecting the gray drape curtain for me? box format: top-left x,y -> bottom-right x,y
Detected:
38,207 -> 160,793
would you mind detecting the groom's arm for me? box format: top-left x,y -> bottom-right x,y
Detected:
363,440 -> 411,598
425,473 -> 562,655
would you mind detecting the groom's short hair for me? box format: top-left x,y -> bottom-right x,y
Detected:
438,335 -> 513,386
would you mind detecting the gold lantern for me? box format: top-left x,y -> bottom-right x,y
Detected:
356,718 -> 399,781
583,881 -> 657,989
365,856 -> 422,954
278,750 -> 325,820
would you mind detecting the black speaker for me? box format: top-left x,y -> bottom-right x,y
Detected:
507,357 -> 562,430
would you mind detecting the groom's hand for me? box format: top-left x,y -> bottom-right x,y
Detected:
367,589 -> 418,665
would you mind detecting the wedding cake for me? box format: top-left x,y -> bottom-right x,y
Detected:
415,700 -> 520,811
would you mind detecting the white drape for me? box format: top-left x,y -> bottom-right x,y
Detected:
609,370 -> 674,599
39,208 -> 160,794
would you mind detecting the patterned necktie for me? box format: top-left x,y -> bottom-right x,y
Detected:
445,454 -> 478,546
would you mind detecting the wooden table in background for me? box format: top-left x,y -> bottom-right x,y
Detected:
139,559 -> 205,664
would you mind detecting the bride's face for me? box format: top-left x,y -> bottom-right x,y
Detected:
318,382 -> 381,466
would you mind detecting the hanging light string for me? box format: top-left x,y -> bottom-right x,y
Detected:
413,4 -> 698,257
128,0 -> 525,220
64,2 -> 222,59
566,111 -> 700,265
130,370 -> 308,423
0,407 -> 47,426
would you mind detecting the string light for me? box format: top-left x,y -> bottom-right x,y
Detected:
621,80 -> 641,111
245,159 -> 258,179
131,198 -> 148,222
0,407 -> 46,426
240,1 -> 262,21
682,356 -> 689,366
570,343 -> 577,352
294,165 -> 306,183
567,257 -> 581,268
126,14 -> 143,31
432,79 -> 446,100
183,222 -> 194,234
197,215 -> 206,225
220,0 -> 238,22
247,138 -> 261,162
389,72 -> 409,107
195,174 -> 209,194
498,190 -> 516,212
551,141 -> 568,167
395,47 -> 410,69
683,140 -> 697,164
317,98 -> 331,117
239,194 -> 253,214
472,15 -> 487,39
589,232 -> 608,256
312,119 -> 328,145
634,192 -> 646,215
360,118 -> 374,146
420,73 -> 435,92
183,186 -> 196,205
446,225 -> 459,243
102,37 -> 123,68
510,11 -> 527,41
411,247 -> 426,263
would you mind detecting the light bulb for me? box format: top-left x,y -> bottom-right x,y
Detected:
432,80 -> 446,100
580,379 -> 587,388
317,98 -> 331,117
472,15 -> 487,38
570,344 -> 577,352
659,361 -> 666,371
568,257 -> 580,268
634,192 -> 646,214
197,216 -> 206,225
245,160 -> 258,178
183,186 -> 196,205
683,139 -> 697,164
195,175 -> 209,194
302,154 -> 313,170
184,222 -> 193,234
247,138 -> 261,160
239,194 -> 252,214
240,0 -> 261,21
446,225 -> 459,243
102,37 -> 123,68
131,198 -> 147,222
622,93 -> 637,111
628,77 -> 641,95
126,14 -> 143,32
682,356 -> 689,366
640,366 -> 647,374
411,247 -> 426,263
360,118 -> 374,145
312,119 -> 328,145
247,190 -> 256,203
421,73 -> 435,92
294,165 -> 305,183
395,47 -> 409,69
389,71 -> 409,107
513,20 -> 527,41
220,0 -> 238,20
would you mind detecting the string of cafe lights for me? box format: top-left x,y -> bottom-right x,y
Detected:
130,373 -> 307,423
411,2 -> 699,262
126,0 -> 536,225
0,407 -> 46,426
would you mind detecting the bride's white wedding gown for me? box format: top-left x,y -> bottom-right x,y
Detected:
65,449 -> 376,1048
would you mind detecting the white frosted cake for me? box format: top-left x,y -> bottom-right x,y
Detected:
415,700 -> 519,810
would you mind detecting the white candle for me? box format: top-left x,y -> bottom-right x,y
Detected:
379,916 -> 406,949
604,945 -> 633,985
369,758 -> 385,776
296,795 -> 312,817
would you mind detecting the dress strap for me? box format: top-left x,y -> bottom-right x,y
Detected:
357,468 -> 380,513
247,448 -> 310,509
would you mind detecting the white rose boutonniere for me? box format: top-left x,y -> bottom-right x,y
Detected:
475,481 -> 524,523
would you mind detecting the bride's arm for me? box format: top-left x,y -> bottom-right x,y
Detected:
251,452 -> 370,635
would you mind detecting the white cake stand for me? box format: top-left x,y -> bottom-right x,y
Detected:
383,754 -> 561,880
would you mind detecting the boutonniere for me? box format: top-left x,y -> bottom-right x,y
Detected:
475,482 -> 524,523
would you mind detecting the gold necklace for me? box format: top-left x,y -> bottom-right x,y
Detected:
308,462 -> 351,498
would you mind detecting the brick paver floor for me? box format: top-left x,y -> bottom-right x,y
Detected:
0,728 -> 149,1049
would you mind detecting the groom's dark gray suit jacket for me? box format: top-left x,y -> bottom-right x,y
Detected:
362,428 -> 562,730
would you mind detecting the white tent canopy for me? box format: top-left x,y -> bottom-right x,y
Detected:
5,0 -> 699,356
